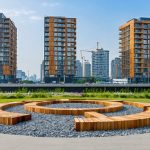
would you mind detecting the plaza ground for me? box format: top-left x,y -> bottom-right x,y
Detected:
0,95 -> 150,149
0,133 -> 150,150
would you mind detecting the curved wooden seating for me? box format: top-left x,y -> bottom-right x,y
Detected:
0,102 -> 31,125
74,101 -> 150,131
24,100 -> 123,115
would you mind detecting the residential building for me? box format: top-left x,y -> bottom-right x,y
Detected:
92,48 -> 109,81
76,60 -> 82,77
111,57 -> 122,79
44,16 -> 76,83
40,60 -> 44,82
119,17 -> 150,83
16,70 -> 27,81
0,13 -> 17,82
84,61 -> 91,77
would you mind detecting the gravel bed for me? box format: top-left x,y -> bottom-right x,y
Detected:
47,103 -> 103,108
0,104 -> 149,138
104,105 -> 143,116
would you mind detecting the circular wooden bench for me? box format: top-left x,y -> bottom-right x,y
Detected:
24,100 -> 123,115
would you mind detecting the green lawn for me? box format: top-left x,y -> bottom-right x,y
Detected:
0,96 -> 149,103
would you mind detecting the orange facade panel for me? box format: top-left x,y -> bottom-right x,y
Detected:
129,20 -> 135,79
49,17 -> 56,75
3,65 -> 11,75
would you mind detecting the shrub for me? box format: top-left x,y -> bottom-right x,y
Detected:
119,93 -> 128,98
30,93 -> 48,98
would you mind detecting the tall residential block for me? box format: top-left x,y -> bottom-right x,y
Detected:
76,60 -> 82,77
84,61 -> 91,77
16,70 -> 27,81
40,60 -> 44,82
0,13 -> 17,82
92,48 -> 109,81
119,18 -> 150,82
44,16 -> 76,83
111,57 -> 122,79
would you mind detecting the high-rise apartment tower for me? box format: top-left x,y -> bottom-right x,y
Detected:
44,16 -> 76,83
111,57 -> 122,79
92,48 -> 109,81
119,18 -> 150,82
0,13 -> 17,82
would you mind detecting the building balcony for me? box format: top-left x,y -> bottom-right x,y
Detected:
134,40 -> 143,44
134,46 -> 143,49
134,31 -> 143,34
134,25 -> 143,28
134,35 -> 142,39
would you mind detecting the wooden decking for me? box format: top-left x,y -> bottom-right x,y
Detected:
0,102 -> 31,125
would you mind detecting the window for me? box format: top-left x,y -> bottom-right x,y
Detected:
45,33 -> 49,37
54,18 -> 64,23
44,56 -> 49,60
144,24 -> 148,28
144,45 -> 148,49
67,28 -> 75,32
67,43 -> 75,46
44,52 -> 49,55
44,23 -> 49,27
67,24 -> 75,28
67,38 -> 75,42
54,23 -> 65,27
45,38 -> 49,42
45,61 -> 49,65
45,42 -> 49,47
144,40 -> 148,44
144,30 -> 148,34
67,52 -> 71,56
54,42 -> 65,46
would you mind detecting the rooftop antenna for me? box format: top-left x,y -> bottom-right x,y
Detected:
28,70 -> 30,80
97,42 -> 99,50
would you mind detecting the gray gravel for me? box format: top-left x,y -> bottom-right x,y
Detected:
104,105 -> 143,116
0,104 -> 150,138
47,103 -> 103,108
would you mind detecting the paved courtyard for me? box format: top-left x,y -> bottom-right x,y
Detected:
0,133 -> 150,150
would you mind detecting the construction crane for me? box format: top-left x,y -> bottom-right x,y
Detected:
80,50 -> 94,77
80,42 -> 100,62
79,42 -> 101,77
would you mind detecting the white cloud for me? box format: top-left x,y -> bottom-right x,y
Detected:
29,16 -> 43,21
0,8 -> 43,22
0,9 -> 36,18
42,2 -> 60,7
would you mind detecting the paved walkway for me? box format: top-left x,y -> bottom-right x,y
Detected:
0,133 -> 150,150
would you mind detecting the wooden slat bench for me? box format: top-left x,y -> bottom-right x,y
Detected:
24,100 -> 123,115
74,101 -> 150,131
0,102 -> 31,125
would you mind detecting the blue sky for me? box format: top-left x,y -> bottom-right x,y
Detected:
0,0 -> 150,78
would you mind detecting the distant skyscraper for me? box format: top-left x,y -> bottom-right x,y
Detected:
92,48 -> 109,81
40,60 -> 44,82
0,13 -> 17,82
84,61 -> 91,77
119,17 -> 150,82
76,60 -> 82,77
16,70 -> 26,81
111,57 -> 122,79
29,74 -> 37,82
44,16 -> 76,83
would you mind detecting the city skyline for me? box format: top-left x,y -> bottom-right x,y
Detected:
0,0 -> 150,78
